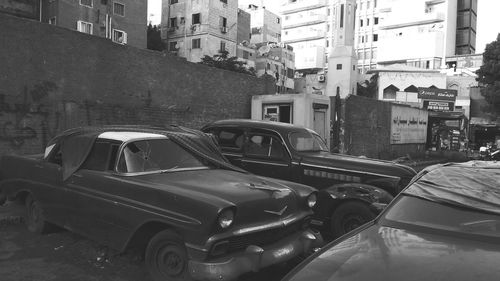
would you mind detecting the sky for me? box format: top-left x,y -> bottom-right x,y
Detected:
148,0 -> 500,54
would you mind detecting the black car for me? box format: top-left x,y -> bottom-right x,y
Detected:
202,119 -> 417,238
283,161 -> 500,281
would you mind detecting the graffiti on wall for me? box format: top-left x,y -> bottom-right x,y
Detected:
0,81 -> 60,148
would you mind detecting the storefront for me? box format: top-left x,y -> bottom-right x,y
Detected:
419,87 -> 468,151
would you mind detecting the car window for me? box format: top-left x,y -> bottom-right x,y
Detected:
245,134 -> 286,159
81,141 -> 119,172
46,144 -> 62,166
213,128 -> 245,151
383,195 -> 500,238
117,139 -> 209,173
289,130 -> 329,152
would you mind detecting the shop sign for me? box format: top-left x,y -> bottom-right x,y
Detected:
423,101 -> 454,111
391,106 -> 428,144
417,88 -> 457,101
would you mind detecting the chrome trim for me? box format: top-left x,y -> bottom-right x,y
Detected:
241,159 -> 289,167
223,153 -> 243,158
301,163 -> 401,179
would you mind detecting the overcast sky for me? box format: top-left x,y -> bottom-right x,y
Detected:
148,0 -> 500,54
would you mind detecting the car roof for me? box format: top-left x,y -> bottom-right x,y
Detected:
205,119 -> 309,133
404,161 -> 500,215
98,131 -> 168,142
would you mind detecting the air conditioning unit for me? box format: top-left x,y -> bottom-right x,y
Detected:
318,74 -> 325,82
191,25 -> 198,32
220,26 -> 228,33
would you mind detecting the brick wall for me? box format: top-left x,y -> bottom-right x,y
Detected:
0,13 -> 274,156
343,95 -> 426,160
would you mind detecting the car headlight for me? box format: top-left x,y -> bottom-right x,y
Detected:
218,209 -> 234,229
307,193 -> 317,208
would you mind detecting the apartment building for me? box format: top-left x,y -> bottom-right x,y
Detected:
244,4 -> 281,44
161,0 -> 238,63
40,0 -> 147,49
377,0 -> 477,70
355,0 -> 380,74
0,0 -> 39,20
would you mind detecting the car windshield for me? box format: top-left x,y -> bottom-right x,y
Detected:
383,195 -> 500,238
117,139 -> 210,174
288,131 -> 329,152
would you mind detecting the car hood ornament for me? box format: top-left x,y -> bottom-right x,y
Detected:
264,205 -> 288,216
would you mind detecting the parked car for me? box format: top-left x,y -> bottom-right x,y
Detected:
0,125 -> 322,281
202,119 -> 417,238
283,161 -> 500,281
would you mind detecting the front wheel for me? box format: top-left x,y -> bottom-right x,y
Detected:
331,201 -> 375,238
25,194 -> 52,234
145,230 -> 191,281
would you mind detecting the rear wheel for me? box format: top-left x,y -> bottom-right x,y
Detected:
145,230 -> 191,281
25,194 -> 51,234
331,201 -> 375,238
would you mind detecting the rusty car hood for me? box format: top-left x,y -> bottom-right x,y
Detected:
298,151 -> 416,178
286,224 -> 500,281
126,169 -> 314,224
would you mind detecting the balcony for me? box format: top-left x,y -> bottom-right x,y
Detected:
282,14 -> 327,29
281,0 -> 327,15
282,29 -> 325,44
380,11 -> 445,30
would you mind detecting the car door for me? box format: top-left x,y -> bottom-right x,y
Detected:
64,140 -> 130,248
241,129 -> 292,180
206,127 -> 246,168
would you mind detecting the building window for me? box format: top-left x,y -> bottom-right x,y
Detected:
112,29 -> 127,44
367,18 -> 370,26
243,50 -> 249,59
374,0 -> 377,7
340,4 -> 344,28
326,40 -> 329,47
220,0 -> 227,3
219,16 -> 227,27
336,64 -> 342,70
277,17 -> 280,24
367,1 -> 370,8
113,2 -> 125,16
192,38 -> 201,49
327,8 -> 330,15
170,0 -> 178,4
170,17 -> 177,27
49,17 -> 56,25
77,20 -> 93,34
169,41 -> 178,51
373,34 -> 378,41
360,19 -> 363,27
192,13 -> 201,24
374,17 -> 379,24
80,0 -> 93,7
360,2 -> 363,10
220,41 -> 226,52
101,0 -> 108,4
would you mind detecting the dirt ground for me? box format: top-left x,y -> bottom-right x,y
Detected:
0,203 -> 294,281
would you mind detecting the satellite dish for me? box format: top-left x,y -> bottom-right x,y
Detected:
258,45 -> 271,56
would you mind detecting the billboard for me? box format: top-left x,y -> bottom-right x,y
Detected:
417,88 -> 457,101
391,106 -> 428,144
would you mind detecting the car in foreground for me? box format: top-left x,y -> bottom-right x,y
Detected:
283,161 -> 500,281
0,125 -> 321,281
202,119 -> 417,238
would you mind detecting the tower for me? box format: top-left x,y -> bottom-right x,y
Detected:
326,0 -> 358,98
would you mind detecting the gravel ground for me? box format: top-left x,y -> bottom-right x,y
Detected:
0,202 -> 295,281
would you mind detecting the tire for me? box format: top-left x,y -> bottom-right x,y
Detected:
25,194 -> 51,234
331,201 -> 375,238
145,230 -> 191,281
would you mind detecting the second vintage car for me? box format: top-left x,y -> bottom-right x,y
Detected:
0,125 -> 321,281
202,119 -> 417,238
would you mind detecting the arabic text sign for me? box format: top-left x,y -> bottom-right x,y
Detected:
391,106 -> 428,144
417,88 -> 457,101
423,101 -> 454,111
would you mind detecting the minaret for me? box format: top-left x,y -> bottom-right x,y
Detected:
326,0 -> 358,98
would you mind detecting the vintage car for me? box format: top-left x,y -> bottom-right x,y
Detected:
0,125 -> 321,281
283,161 -> 500,281
202,119 -> 417,238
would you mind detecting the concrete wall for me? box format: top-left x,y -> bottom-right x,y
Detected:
0,13 -> 274,156
343,95 -> 427,159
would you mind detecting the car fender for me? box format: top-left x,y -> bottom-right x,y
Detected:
314,183 -> 393,220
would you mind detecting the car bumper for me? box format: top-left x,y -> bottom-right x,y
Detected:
188,229 -> 323,281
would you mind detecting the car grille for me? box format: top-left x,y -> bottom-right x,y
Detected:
225,220 -> 303,253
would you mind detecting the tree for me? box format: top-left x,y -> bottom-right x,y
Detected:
476,34 -> 500,115
147,23 -> 165,51
198,50 -> 256,76
357,73 -> 378,98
